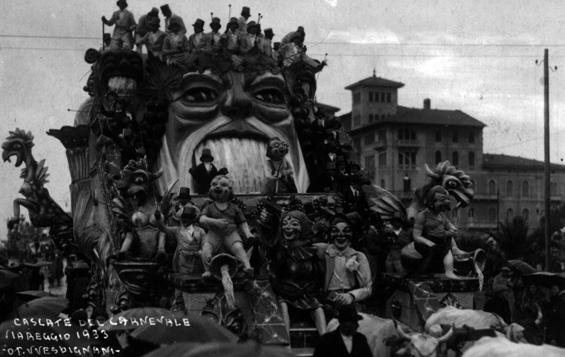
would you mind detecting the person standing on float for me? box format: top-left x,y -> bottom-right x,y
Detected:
102,0 -> 136,51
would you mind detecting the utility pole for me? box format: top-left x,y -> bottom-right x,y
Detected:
543,49 -> 550,271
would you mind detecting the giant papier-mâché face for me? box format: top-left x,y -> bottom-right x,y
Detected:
157,70 -> 309,194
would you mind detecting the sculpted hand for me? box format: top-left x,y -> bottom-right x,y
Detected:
214,218 -> 230,230
424,239 -> 436,248
336,293 -> 354,306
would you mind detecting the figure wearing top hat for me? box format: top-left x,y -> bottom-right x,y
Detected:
160,4 -> 186,35
238,6 -> 251,34
170,187 -> 193,221
189,148 -> 228,194
222,17 -> 240,51
258,28 -> 274,56
162,18 -> 189,65
135,7 -> 159,53
158,203 -> 205,311
136,16 -> 166,59
239,21 -> 259,54
188,18 -> 207,53
102,0 -> 137,51
313,305 -> 372,357
205,17 -> 222,49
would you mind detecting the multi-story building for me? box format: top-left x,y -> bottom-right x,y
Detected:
338,72 -> 565,231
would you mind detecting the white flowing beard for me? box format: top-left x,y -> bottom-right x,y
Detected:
156,116 -> 309,195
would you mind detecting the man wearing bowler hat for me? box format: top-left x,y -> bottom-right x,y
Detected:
189,148 -> 228,194
313,305 -> 372,357
188,18 -> 206,52
102,0 -> 137,51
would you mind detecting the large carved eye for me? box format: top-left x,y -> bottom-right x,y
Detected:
174,72 -> 224,106
248,75 -> 288,106
11,143 -> 22,150
181,87 -> 219,103
445,178 -> 461,189
253,88 -> 286,105
133,176 -> 146,185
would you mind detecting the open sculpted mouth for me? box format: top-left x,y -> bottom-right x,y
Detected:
193,137 -> 273,194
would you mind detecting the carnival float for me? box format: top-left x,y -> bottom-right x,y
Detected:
2,2 -> 490,354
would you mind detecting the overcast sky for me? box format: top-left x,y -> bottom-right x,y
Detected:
2,0 -> 565,240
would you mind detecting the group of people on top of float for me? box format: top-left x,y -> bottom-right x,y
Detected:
102,1 -> 310,67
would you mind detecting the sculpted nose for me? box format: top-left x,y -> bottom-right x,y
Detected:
222,82 -> 252,119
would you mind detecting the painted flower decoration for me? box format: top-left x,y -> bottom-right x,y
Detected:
346,256 -> 359,272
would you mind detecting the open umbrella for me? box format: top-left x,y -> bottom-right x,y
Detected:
14,296 -> 68,319
508,260 -> 537,275
523,272 -> 565,288
183,342 -> 295,357
16,290 -> 54,301
142,342 -> 294,357
0,269 -> 21,289
98,307 -> 176,332
130,312 -> 238,345
141,342 -> 201,357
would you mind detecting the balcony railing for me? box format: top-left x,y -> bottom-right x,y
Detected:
396,139 -> 419,147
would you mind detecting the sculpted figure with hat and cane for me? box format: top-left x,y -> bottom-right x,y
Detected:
157,203 -> 205,311
188,18 -> 207,53
238,6 -> 251,34
205,17 -> 222,49
136,15 -> 166,60
160,4 -> 186,35
221,17 -> 240,52
189,148 -> 228,194
134,7 -> 159,54
102,0 -> 137,51
162,17 -> 189,65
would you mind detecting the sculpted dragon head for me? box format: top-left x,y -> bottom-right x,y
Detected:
420,160 -> 474,208
2,128 -> 34,168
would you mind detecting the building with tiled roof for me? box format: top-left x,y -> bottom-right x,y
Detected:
338,72 -> 565,231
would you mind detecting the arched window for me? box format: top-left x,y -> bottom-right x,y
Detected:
522,180 -> 530,197
506,208 -> 514,221
488,208 -> 497,223
452,151 -> 459,166
488,180 -> 496,196
380,179 -> 385,189
468,151 -> 475,169
435,150 -> 442,164
506,180 -> 513,197
368,114 -> 374,123
551,181 -> 558,195
468,208 -> 474,218
522,208 -> 529,222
